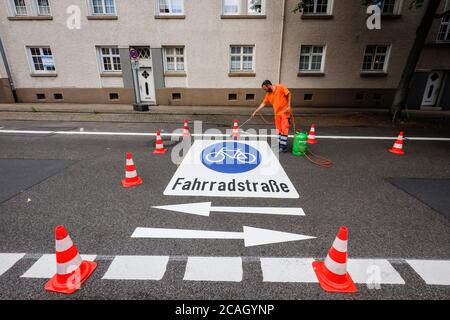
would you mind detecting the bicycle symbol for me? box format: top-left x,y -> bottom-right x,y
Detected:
204,148 -> 257,164
201,142 -> 261,174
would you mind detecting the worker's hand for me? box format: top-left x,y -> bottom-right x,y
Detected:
251,111 -> 257,118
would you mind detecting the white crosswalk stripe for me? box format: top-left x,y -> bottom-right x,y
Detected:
102,256 -> 169,280
0,253 -> 448,286
0,253 -> 25,277
183,257 -> 243,282
261,258 -> 318,283
406,260 -> 450,285
20,254 -> 97,279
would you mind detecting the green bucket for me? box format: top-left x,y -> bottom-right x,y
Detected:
292,131 -> 307,157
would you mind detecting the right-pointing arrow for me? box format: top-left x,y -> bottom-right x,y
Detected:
152,202 -> 305,217
131,226 -> 315,247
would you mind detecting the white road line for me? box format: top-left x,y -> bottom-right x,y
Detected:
406,260 -> 450,285
346,259 -> 405,284
0,253 -> 25,276
261,258 -> 318,283
183,257 -> 243,282
0,129 -> 449,141
20,254 -> 97,278
102,256 -> 169,280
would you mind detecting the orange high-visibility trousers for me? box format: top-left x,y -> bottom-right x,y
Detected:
274,114 -> 290,136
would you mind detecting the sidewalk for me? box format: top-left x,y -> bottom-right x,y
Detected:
0,103 -> 448,129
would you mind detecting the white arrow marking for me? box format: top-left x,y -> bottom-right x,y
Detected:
152,202 -> 305,217
131,226 -> 315,247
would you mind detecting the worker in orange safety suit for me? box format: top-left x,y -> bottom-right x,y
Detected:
252,80 -> 292,152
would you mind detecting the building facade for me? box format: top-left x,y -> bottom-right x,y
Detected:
0,0 -> 449,109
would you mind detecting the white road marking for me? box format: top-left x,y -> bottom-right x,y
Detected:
261,258 -> 318,283
153,202 -> 305,217
0,129 -> 449,141
261,258 -> 405,284
102,256 -> 169,280
131,226 -> 315,247
1,253 -> 447,286
346,259 -> 405,284
0,253 -> 25,276
406,260 -> 450,285
20,254 -> 97,278
183,257 -> 243,282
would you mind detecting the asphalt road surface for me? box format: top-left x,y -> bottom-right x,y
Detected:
0,120 -> 449,300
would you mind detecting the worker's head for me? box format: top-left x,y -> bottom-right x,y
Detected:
261,80 -> 273,93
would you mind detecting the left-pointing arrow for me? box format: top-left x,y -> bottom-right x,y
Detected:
131,226 -> 315,247
152,202 -> 305,217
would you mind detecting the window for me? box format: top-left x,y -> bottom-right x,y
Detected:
248,0 -> 264,14
163,47 -> 185,72
304,94 -> 313,101
98,47 -> 121,72
223,0 -> 240,15
299,45 -> 325,72
53,93 -> 63,100
303,0 -> 328,14
230,46 -> 254,72
246,93 -> 255,100
362,45 -> 390,72
13,0 -> 27,16
36,93 -> 46,100
228,93 -> 238,100
355,93 -> 365,101
90,0 -> 116,15
158,0 -> 184,15
109,93 -> 119,100
28,47 -> 55,73
172,93 -> 182,100
437,15 -> 450,42
36,0 -> 50,15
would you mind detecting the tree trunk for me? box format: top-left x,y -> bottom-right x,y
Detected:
391,0 -> 441,119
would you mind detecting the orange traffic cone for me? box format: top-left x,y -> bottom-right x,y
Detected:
153,130 -> 168,154
45,226 -> 97,294
307,124 -> 318,144
122,152 -> 143,188
312,226 -> 357,293
231,119 -> 240,138
389,132 -> 405,155
182,119 -> 191,137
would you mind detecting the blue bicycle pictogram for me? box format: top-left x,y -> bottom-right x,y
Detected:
201,142 -> 261,174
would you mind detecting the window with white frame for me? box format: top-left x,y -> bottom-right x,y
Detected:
437,15 -> 450,41
299,45 -> 325,72
158,0 -> 184,15
163,47 -> 185,72
90,0 -> 116,15
98,47 -> 121,72
230,46 -> 254,72
12,0 -> 28,16
362,45 -> 390,72
248,0 -> 264,14
303,0 -> 329,14
223,0 -> 240,15
35,0 -> 50,15
27,47 -> 56,73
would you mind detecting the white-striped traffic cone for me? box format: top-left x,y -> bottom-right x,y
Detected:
231,119 -> 240,138
182,119 -> 191,137
153,130 -> 168,154
307,124 -> 318,144
122,152 -> 143,188
312,226 -> 357,293
389,131 -> 405,155
44,226 -> 97,294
